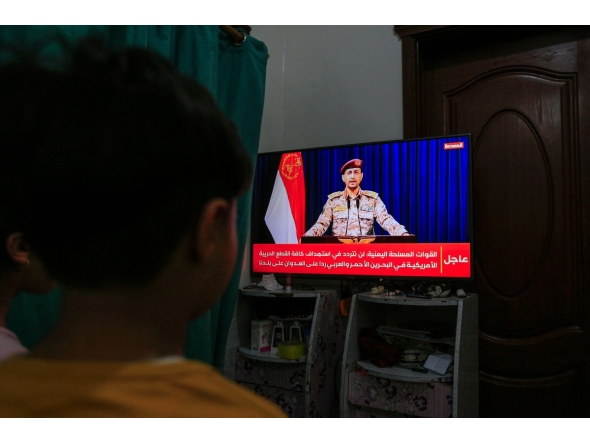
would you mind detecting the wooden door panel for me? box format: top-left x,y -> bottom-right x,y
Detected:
446,68 -> 577,335
480,369 -> 582,418
395,25 -> 590,417
481,328 -> 587,375
474,112 -> 552,297
445,64 -> 585,411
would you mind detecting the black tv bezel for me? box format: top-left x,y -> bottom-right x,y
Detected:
249,133 -> 474,283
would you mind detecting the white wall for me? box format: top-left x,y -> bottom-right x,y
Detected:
256,25 -> 404,152
240,25 -> 404,286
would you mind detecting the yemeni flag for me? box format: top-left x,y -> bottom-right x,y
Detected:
264,152 -> 306,243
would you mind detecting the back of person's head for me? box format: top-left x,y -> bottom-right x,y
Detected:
0,36 -> 252,290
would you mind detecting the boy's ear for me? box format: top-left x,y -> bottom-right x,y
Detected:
5,232 -> 30,266
193,198 -> 234,262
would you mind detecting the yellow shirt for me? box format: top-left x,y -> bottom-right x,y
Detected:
0,356 -> 286,418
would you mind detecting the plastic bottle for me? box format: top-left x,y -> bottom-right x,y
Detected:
290,321 -> 303,342
271,321 -> 284,356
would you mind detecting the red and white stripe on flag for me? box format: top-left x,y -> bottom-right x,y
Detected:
264,152 -> 306,244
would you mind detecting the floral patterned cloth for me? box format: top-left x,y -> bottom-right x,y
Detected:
348,370 -> 453,417
234,354 -> 307,391
238,382 -> 306,418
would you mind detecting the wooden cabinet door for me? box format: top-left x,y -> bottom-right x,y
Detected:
395,25 -> 590,417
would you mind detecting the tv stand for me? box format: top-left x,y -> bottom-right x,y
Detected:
224,287 -> 343,417
340,292 -> 478,417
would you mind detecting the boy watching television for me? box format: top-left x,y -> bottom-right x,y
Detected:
0,36 -> 285,417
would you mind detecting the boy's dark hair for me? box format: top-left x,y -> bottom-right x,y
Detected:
0,36 -> 253,289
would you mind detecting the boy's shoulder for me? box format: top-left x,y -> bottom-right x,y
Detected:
0,357 -> 286,418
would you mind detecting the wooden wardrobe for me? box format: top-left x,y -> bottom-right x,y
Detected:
394,25 -> 590,418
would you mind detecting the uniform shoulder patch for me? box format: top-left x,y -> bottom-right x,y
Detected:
328,191 -> 343,199
363,190 -> 378,198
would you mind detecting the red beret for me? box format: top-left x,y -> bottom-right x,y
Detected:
340,159 -> 363,174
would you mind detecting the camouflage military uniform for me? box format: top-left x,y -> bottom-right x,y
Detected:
304,189 -> 407,237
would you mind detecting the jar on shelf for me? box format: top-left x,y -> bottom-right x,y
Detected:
270,321 -> 285,355
290,321 -> 303,342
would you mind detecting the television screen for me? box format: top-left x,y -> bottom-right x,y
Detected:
250,134 -> 472,280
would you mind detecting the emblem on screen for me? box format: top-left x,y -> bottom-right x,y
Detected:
280,152 -> 303,180
443,141 -> 464,150
337,236 -> 376,244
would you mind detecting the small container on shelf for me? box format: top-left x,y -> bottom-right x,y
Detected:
290,321 -> 303,342
251,320 -> 272,353
278,341 -> 306,360
271,321 -> 285,355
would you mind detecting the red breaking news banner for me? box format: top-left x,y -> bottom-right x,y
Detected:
253,243 -> 471,278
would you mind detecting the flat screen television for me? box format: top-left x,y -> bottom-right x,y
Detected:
250,134 -> 472,282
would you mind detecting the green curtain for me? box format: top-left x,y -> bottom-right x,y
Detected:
3,25 -> 267,369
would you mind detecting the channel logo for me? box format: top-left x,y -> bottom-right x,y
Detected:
443,141 -> 464,150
